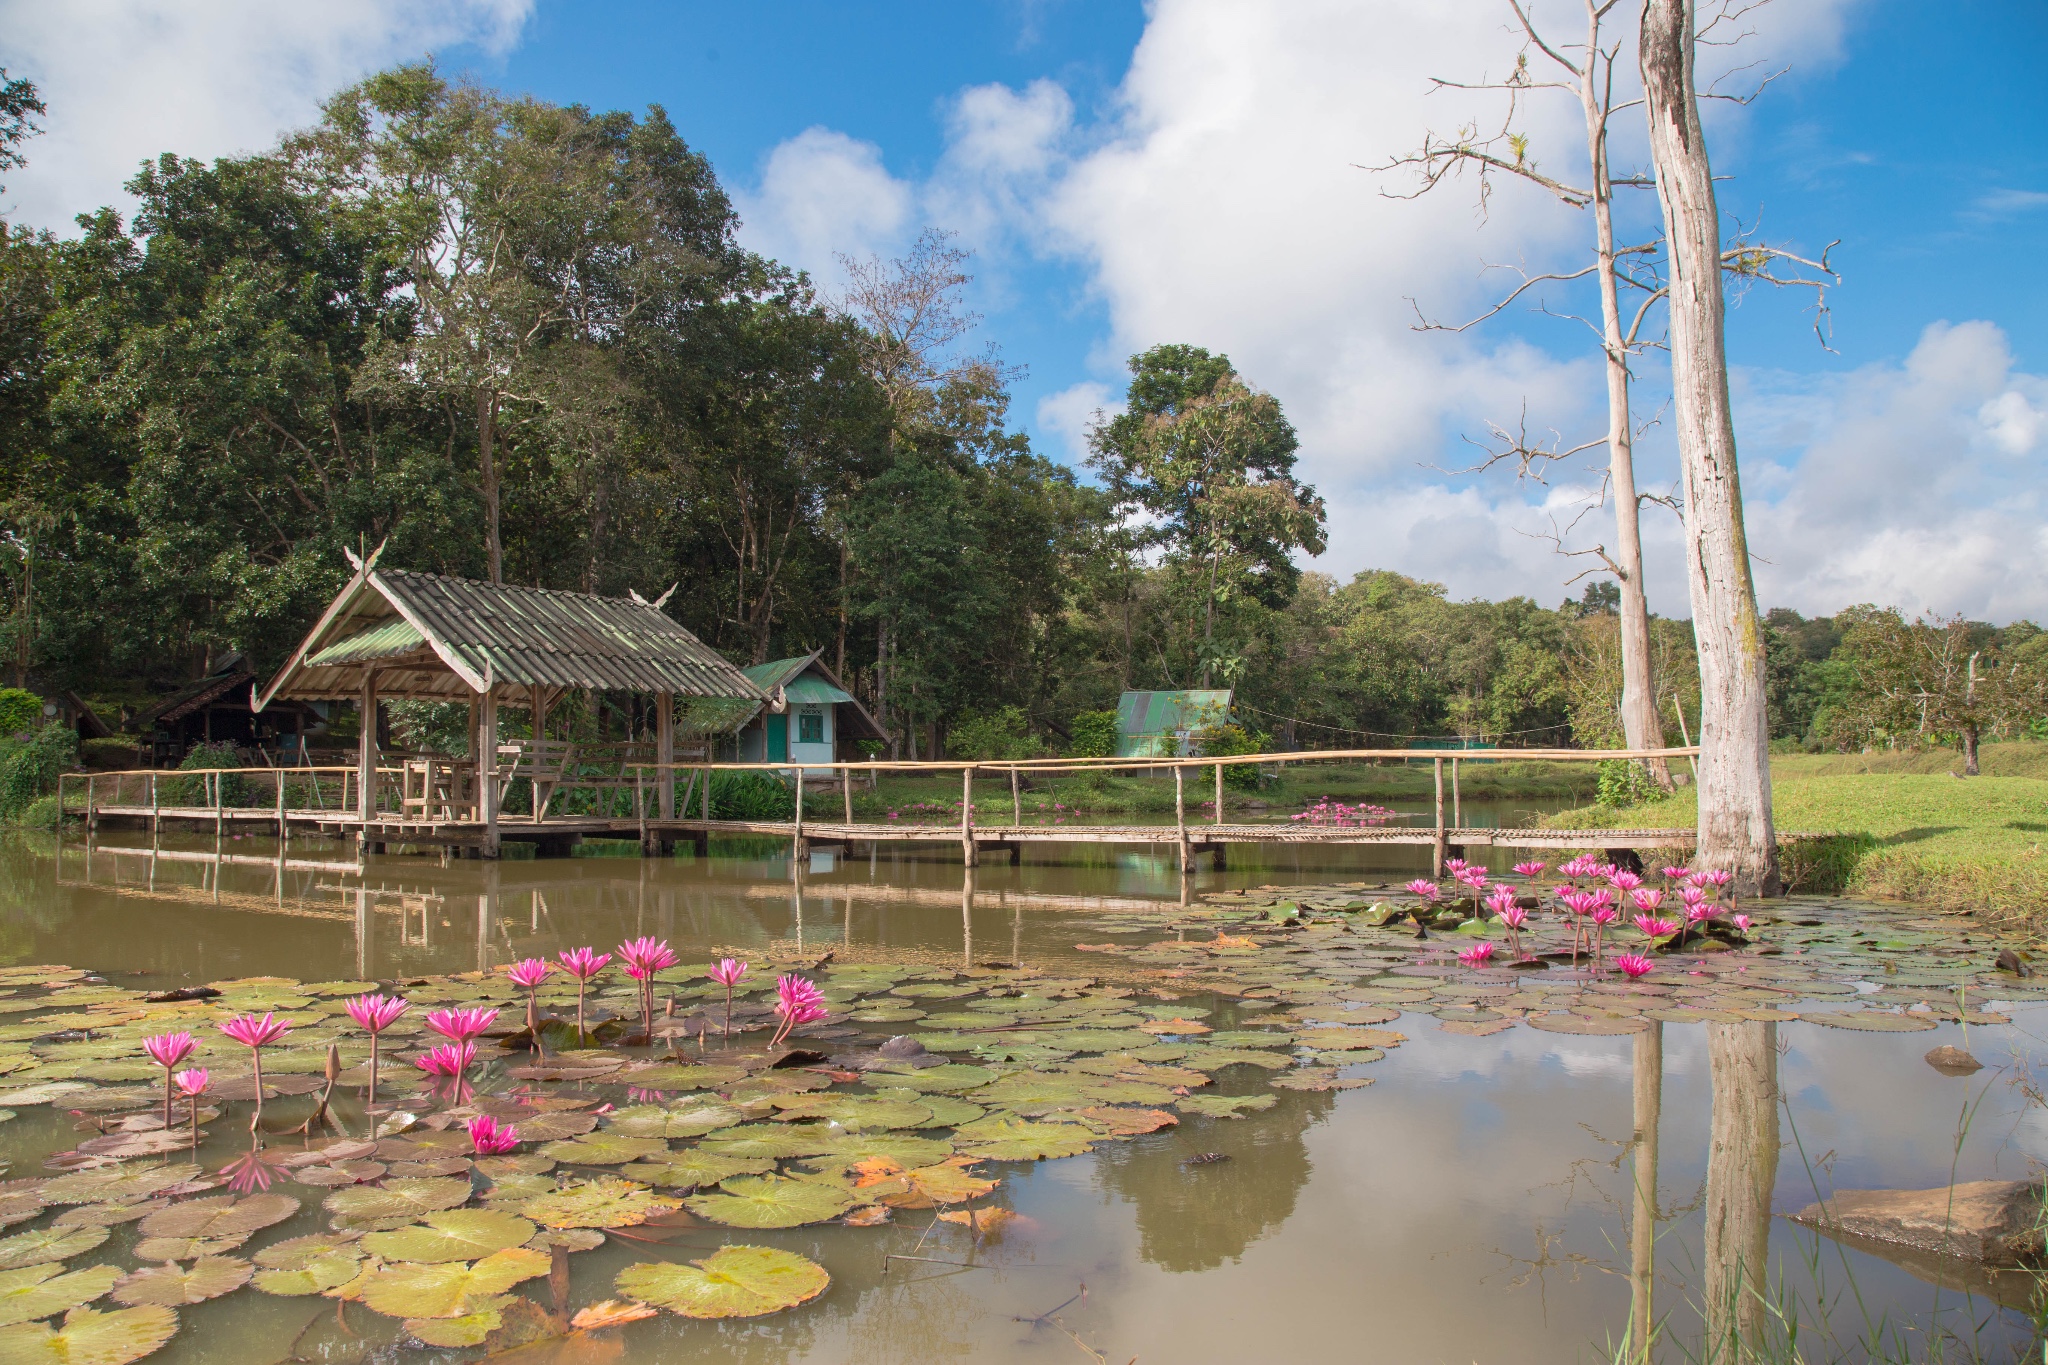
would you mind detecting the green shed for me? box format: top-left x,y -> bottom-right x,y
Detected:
1115,689 -> 1233,758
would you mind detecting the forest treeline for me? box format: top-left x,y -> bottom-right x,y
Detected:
0,66 -> 2042,764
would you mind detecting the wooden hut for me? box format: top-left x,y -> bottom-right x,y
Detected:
252,549 -> 764,853
678,651 -> 883,774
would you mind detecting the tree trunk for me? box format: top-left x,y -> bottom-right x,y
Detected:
1963,725 -> 1980,776
1629,1022 -> 1663,1364
1640,0 -> 1779,893
478,389 -> 504,586
1703,1020 -> 1779,1359
1582,16 -> 1668,789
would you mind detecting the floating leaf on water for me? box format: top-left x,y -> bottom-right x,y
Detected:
362,1210 -> 537,1264
323,1178 -> 474,1226
0,1197 -> 39,1233
520,1179 -> 672,1230
1268,1069 -> 1371,1092
768,1096 -> 932,1131
250,1254 -> 362,1298
138,1193 -> 297,1241
51,1203 -> 167,1232
1526,1015 -> 1650,1036
474,1155 -> 555,1180
108,1258 -> 249,1308
568,1300 -> 657,1332
614,1246 -> 829,1319
35,1169 -> 195,1208
403,1301 -> 511,1348
0,1264 -> 119,1327
0,1084 -> 93,1108
1077,1107 -> 1178,1137
0,1226 -> 108,1271
683,1176 -> 854,1229
934,1207 -> 1022,1240
803,1134 -> 956,1169
865,1064 -> 996,1094
696,1127 -> 844,1161
131,1237 -> 248,1265
613,1065 -> 744,1090
359,1248 -> 549,1319
0,1304 -> 178,1365
291,1162 -> 387,1189
500,1113 -> 596,1143
602,1104 -> 742,1140
538,1134 -> 668,1167
953,1119 -> 1097,1161
1800,1011 -> 1939,1032
525,1228 -> 604,1253
252,1233 -> 361,1271
617,1152 -> 774,1191
1174,1094 -> 1276,1118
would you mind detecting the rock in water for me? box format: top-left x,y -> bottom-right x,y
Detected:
1791,1181 -> 2044,1264
1994,947 -> 2033,977
1924,1045 -> 1984,1076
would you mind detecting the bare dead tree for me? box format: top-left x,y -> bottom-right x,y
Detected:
1640,0 -> 1778,892
1376,0 -> 1834,796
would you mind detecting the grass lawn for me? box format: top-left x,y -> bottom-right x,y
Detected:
1547,742 -> 2048,926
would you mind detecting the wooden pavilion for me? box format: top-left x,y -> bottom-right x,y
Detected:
252,549 -> 764,854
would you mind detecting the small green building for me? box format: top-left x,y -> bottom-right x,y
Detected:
680,651 -> 886,769
1115,689 -> 1233,758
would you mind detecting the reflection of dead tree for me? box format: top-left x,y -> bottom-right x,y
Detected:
1704,1020 -> 1780,1355
1376,0 -> 1835,792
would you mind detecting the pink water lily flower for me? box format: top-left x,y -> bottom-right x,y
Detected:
1733,914 -> 1753,932
467,1114 -> 520,1156
1661,865 -> 1691,882
172,1067 -> 208,1146
1444,857 -> 1468,874
344,994 -> 409,1106
1609,869 -> 1643,893
1458,941 -> 1497,968
1685,900 -> 1715,924
143,1032 -> 196,1127
1633,915 -> 1678,939
219,1013 -> 292,1126
1630,888 -> 1664,914
1406,879 -> 1440,904
709,958 -> 748,1038
617,938 -> 680,1039
415,1041 -> 477,1079
557,948 -> 612,1041
769,974 -> 828,1049
1512,861 -> 1545,878
506,960 -> 549,1048
1615,953 -> 1656,980
425,1006 -> 499,1044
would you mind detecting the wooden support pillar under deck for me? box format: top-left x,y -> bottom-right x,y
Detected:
656,692 -> 674,821
1432,756 -> 1446,878
960,766 -> 977,868
1175,764 -> 1190,873
478,688 -> 500,858
355,670 -> 377,849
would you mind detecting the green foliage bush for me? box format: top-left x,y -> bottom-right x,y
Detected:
1192,723 -> 1269,790
1068,711 -> 1118,759
0,689 -> 43,737
17,795 -> 62,830
948,707 -> 1047,761
0,723 -> 77,817
1594,759 -> 1657,809
169,741 -> 250,805
710,771 -> 795,820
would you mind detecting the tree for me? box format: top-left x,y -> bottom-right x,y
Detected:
1831,610 -> 2046,774
0,69 -> 43,198
1640,0 -> 1776,891
1088,345 -> 1325,687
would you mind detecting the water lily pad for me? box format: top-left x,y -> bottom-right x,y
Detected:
538,1133 -> 668,1167
323,1179 -> 473,1226
614,1246 -> 828,1319
0,1304 -> 178,1365
0,1265 -> 119,1326
403,1301 -> 511,1348
769,1096 -> 933,1130
108,1258 -> 249,1308
603,1104 -> 743,1139
520,1178 -> 672,1230
618,1152 -> 775,1190
0,1227 -> 108,1271
138,1194 -> 297,1241
130,1236 -> 248,1265
473,1155 -> 554,1180
253,1234 -> 360,1271
953,1119 -> 1098,1161
874,1161 -> 998,1208
683,1176 -> 854,1229
696,1126 -> 845,1161
867,1064 -> 997,1093
1078,1107 -> 1178,1136
614,1065 -> 745,1090
0,1198 -> 38,1234
359,1248 -> 548,1319
362,1210 -> 536,1264
1526,1014 -> 1649,1036
498,1112 -> 596,1143
1800,1011 -> 1938,1032
35,1169 -> 195,1208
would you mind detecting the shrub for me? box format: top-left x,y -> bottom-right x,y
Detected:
0,689 -> 42,738
1068,710 -> 1119,759
17,794 -> 62,830
710,771 -> 795,820
0,723 -> 77,817
169,741 -> 251,806
1192,723 -> 1269,790
948,707 -> 1047,762
1595,759 -> 1657,809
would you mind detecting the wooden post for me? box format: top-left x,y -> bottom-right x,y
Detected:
792,766 -> 804,860
1174,764 -> 1189,872
274,768 -> 285,839
656,691 -> 675,820
1452,755 -> 1462,829
636,768 -> 648,852
356,671 -> 377,829
149,772 -> 159,839
1432,756 -> 1446,878
213,767 -> 224,842
961,766 -> 976,868
703,764 -> 712,824
85,774 -> 95,833
478,689 -> 499,858
843,763 -> 854,827
1010,767 -> 1021,827
1214,762 -> 1224,825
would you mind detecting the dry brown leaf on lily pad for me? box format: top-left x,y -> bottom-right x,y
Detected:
841,1205 -> 891,1226
1078,1107 -> 1178,1137
568,1301 -> 657,1332
0,1304 -> 178,1365
935,1207 -> 1026,1241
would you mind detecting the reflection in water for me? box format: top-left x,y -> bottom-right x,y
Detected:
1704,1021 -> 1780,1358
1092,1089 -> 1336,1273
1628,1022 -> 1662,1365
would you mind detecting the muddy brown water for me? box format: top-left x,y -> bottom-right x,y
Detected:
9,823 -> 2047,1364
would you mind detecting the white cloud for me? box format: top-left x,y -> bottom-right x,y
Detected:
1035,381 -> 1117,466
0,0 -> 532,230
730,128 -> 913,284
1737,321 -> 2048,620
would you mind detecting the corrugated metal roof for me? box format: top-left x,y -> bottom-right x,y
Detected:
257,569 -> 766,706
740,656 -> 814,690
784,675 -> 853,705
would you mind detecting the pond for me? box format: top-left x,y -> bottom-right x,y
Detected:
0,828 -> 2040,1364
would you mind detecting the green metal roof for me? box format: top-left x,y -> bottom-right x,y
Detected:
306,618 -> 427,667
783,674 -> 853,705
1115,689 -> 1233,758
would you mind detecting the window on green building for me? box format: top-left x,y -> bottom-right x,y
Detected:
798,711 -> 825,744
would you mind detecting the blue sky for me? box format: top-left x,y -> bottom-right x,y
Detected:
5,0 -> 2045,619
